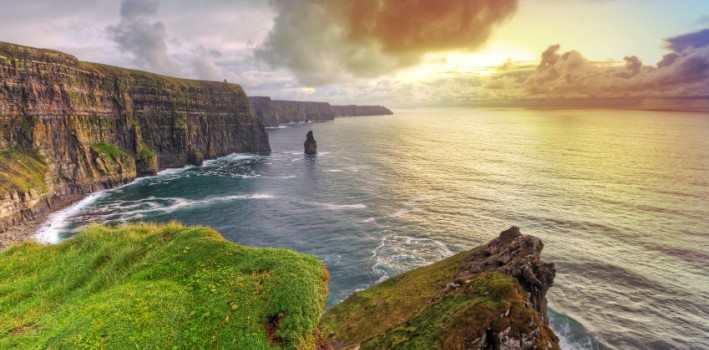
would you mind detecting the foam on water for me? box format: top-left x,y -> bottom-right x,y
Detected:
372,235 -> 453,283
34,190 -> 109,244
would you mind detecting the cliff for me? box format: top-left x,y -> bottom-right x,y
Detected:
0,42 -> 270,243
249,97 -> 393,127
0,223 -> 329,349
320,227 -> 559,350
249,96 -> 335,127
331,105 -> 393,117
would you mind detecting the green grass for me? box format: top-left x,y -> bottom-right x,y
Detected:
90,141 -> 126,159
0,149 -> 48,196
319,249 -> 472,348
0,223 -> 329,349
136,145 -> 156,160
320,245 -> 559,350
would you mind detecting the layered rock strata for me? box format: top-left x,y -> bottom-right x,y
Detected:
0,42 -> 270,243
249,97 -> 393,127
249,96 -> 335,127
331,105 -> 393,117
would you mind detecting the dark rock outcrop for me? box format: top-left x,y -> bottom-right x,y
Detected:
457,226 -> 556,323
331,105 -> 393,117
320,227 -> 559,350
304,131 -> 317,155
0,41 -> 270,240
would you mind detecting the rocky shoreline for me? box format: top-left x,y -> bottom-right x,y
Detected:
0,193 -> 84,249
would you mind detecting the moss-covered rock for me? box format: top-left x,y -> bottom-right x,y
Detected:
0,223 -> 328,349
320,227 -> 559,350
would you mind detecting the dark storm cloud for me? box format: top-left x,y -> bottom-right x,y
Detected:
664,28 -> 709,52
106,0 -> 179,74
496,29 -> 709,100
255,0 -> 519,85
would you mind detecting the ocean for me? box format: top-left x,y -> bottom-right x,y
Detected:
35,108 -> 709,349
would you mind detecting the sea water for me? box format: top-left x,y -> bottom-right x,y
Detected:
35,108 -> 709,349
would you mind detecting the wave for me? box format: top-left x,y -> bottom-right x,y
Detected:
311,202 -> 367,210
548,308 -> 605,350
34,190 -> 109,244
35,193 -> 274,244
371,235 -> 452,283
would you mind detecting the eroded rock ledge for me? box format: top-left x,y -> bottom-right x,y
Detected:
320,227 -> 559,350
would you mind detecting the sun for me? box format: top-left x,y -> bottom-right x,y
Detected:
395,42 -> 538,83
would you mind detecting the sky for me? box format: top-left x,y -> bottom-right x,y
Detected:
0,0 -> 708,108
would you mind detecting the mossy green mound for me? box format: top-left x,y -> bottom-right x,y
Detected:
0,149 -> 48,196
320,241 -> 558,350
0,223 -> 329,349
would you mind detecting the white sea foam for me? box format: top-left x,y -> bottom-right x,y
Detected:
34,190 -> 109,244
310,202 -> 367,210
371,235 -> 452,283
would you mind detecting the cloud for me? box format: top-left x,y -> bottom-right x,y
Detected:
106,0 -> 180,74
255,0 -> 518,85
190,47 -> 225,81
489,29 -> 709,101
664,28 -> 709,52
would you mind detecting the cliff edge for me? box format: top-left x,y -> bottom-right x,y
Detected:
320,227 -> 559,349
0,223 -> 329,349
0,42 -> 270,244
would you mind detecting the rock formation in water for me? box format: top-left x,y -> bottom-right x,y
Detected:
0,42 -> 270,242
304,131 -> 317,155
249,96 -> 393,127
320,226 -> 559,350
331,105 -> 393,117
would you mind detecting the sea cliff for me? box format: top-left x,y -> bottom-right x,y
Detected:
249,96 -> 393,127
0,42 -> 270,245
331,105 -> 393,117
249,96 -> 335,127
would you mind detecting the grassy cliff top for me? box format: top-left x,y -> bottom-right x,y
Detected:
0,223 -> 329,349
0,41 -> 244,91
320,236 -> 559,350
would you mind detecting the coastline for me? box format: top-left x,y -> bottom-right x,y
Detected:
0,193 -> 85,249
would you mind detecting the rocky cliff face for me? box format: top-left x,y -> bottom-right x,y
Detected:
331,105 -> 393,117
0,42 -> 270,241
249,96 -> 335,127
249,97 -> 393,127
320,227 -> 559,350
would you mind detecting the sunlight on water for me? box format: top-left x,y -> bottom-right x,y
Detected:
38,108 -> 709,350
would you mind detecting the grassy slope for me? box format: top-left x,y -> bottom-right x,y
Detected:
321,245 -> 558,350
319,249 -> 473,348
0,223 -> 328,349
0,149 -> 48,196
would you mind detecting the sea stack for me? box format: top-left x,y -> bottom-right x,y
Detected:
304,131 -> 317,154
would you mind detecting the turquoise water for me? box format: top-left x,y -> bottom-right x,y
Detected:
36,108 -> 709,349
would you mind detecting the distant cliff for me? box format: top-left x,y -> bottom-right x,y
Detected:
0,42 -> 270,241
331,105 -> 393,117
249,96 -> 335,127
249,97 -> 393,127
321,227 -> 559,349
